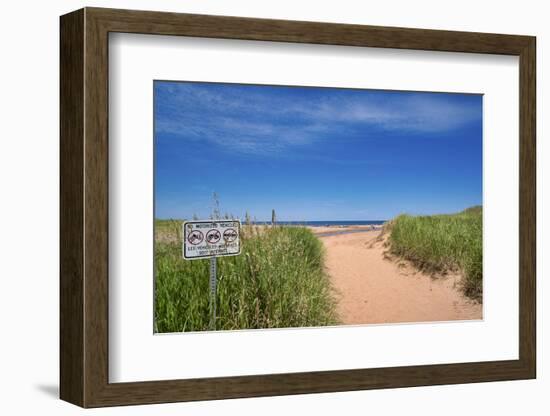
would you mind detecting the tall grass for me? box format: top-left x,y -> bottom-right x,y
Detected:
387,207 -> 482,300
154,222 -> 339,333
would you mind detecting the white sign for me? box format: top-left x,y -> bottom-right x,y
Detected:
183,220 -> 241,260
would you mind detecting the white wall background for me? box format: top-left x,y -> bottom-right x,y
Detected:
0,0 -> 546,414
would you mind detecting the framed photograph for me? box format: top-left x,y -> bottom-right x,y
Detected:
60,7 -> 536,408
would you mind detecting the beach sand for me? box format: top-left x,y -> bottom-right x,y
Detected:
307,224 -> 383,235
320,230 -> 482,325
240,224 -> 382,237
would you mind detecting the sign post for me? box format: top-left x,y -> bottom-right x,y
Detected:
209,257 -> 217,330
182,220 -> 241,330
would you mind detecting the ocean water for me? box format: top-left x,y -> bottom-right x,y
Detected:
251,220 -> 386,226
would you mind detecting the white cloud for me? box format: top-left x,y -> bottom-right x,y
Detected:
155,82 -> 482,155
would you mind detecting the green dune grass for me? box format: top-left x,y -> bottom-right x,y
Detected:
154,222 -> 339,333
387,206 -> 482,300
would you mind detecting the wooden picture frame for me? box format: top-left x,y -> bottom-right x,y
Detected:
60,7 -> 536,408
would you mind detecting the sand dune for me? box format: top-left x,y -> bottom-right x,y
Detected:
320,230 -> 482,325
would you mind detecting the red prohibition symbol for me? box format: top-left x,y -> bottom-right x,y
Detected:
206,229 -> 221,244
187,230 -> 204,245
223,228 -> 238,242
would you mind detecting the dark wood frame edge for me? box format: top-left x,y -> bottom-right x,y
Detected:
60,7 -> 536,408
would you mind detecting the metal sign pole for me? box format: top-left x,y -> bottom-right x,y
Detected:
209,257 -> 217,330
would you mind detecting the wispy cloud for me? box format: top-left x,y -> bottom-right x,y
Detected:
154,82 -> 482,155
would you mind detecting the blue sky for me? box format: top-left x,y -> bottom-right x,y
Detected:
154,81 -> 482,221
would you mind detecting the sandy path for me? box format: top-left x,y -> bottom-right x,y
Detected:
321,231 -> 482,325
